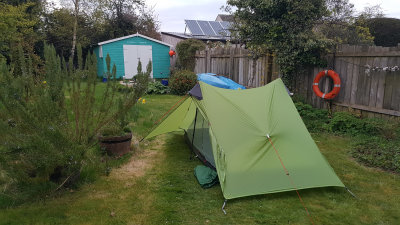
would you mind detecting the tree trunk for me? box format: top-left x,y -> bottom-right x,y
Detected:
71,0 -> 79,59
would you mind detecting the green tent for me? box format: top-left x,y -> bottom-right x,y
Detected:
145,79 -> 344,200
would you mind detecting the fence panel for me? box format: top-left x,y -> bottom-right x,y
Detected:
194,45 -> 400,117
294,44 -> 400,117
195,47 -> 272,87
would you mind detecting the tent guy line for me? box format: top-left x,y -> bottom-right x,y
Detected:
267,135 -> 315,225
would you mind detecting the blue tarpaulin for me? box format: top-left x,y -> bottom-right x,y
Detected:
197,73 -> 246,90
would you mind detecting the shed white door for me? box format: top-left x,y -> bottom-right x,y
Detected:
123,45 -> 153,79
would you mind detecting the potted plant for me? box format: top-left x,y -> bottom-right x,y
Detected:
98,121 -> 133,156
97,58 -> 151,156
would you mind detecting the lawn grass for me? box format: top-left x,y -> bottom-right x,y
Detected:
0,94 -> 399,225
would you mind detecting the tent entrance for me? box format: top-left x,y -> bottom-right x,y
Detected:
184,108 -> 216,169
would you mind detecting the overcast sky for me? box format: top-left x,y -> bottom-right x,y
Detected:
145,0 -> 400,32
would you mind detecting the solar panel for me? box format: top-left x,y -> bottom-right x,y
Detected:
220,21 -> 232,36
197,20 -> 216,36
185,20 -> 204,36
209,21 -> 226,36
185,20 -> 232,37
220,21 -> 232,29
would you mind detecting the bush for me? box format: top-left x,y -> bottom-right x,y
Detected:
294,101 -> 329,132
176,39 -> 205,71
328,112 -> 372,135
0,45 -> 150,206
147,81 -> 170,94
294,100 -> 400,173
367,17 -> 400,47
169,70 -> 197,95
328,112 -> 397,138
0,45 -> 86,203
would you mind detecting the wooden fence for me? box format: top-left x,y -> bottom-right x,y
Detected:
194,48 -> 279,87
293,44 -> 400,118
194,45 -> 400,118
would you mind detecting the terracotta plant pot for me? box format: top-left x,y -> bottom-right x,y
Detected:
98,133 -> 132,156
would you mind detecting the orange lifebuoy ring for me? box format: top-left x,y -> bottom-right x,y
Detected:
312,70 -> 341,99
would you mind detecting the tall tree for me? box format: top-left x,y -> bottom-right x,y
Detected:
315,0 -> 377,45
55,0 -> 160,60
101,0 -> 160,40
71,0 -> 79,59
366,18 -> 400,47
228,0 -> 329,85
45,8 -> 97,59
0,2 -> 42,75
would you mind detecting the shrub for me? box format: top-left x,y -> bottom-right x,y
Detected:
169,70 -> 197,95
328,112 -> 372,135
294,101 -> 329,132
367,18 -> 400,47
0,44 -> 150,205
328,111 -> 397,138
176,39 -> 205,71
293,100 -> 400,173
0,45 -> 85,202
147,80 -> 170,94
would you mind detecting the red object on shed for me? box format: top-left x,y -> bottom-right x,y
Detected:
169,50 -> 176,56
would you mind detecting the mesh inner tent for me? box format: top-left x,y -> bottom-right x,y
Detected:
185,109 -> 215,168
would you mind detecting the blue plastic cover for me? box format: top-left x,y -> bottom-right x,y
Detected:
197,73 -> 246,90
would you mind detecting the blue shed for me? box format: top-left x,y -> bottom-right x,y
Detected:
94,34 -> 172,79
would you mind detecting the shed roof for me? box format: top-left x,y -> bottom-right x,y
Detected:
98,33 -> 172,47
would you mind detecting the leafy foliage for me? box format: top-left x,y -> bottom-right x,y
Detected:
147,81 -> 170,95
367,17 -> 400,47
352,136 -> 400,173
0,45 -> 84,201
44,8 -> 97,60
103,0 -> 161,40
228,0 -> 330,86
169,70 -> 197,95
0,2 -> 42,74
295,100 -> 400,173
39,0 -> 160,60
294,101 -> 330,132
315,0 -> 376,46
176,39 -> 205,71
329,112 -> 375,135
0,45 -> 150,204
99,57 -> 151,136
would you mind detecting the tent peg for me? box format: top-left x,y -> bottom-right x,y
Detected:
346,187 -> 359,200
222,199 -> 228,214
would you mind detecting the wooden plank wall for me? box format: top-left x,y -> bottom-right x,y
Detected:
194,45 -> 400,118
295,44 -> 400,118
194,47 -> 278,87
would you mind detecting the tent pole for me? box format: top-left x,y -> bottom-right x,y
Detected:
222,199 -> 227,214
346,187 -> 360,200
190,108 -> 198,160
